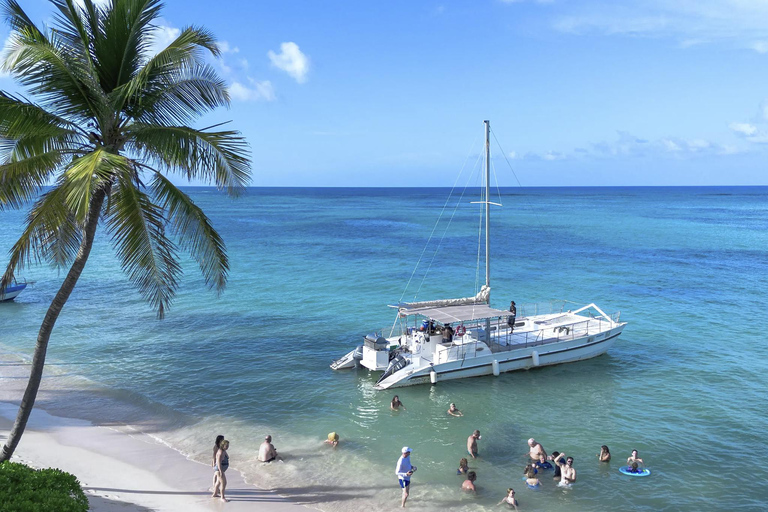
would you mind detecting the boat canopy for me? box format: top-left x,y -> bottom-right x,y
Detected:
395,303 -> 511,325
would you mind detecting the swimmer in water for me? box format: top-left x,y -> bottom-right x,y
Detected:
525,468 -> 540,489
447,403 -> 463,417
533,453 -> 552,470
627,462 -> 643,474
551,451 -> 565,481
391,395 -> 406,411
556,455 -> 577,486
461,471 -> 477,492
597,445 -> 611,462
497,488 -> 519,510
457,458 -> 469,475
627,449 -> 644,465
324,432 -> 339,448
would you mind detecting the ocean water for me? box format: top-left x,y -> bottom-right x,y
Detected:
1,186 -> 767,511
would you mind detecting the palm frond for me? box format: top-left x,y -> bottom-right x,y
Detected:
113,26 -> 221,115
1,0 -> 106,121
0,151 -> 67,210
150,172 -> 228,293
1,183 -> 81,290
106,172 -> 181,319
128,123 -> 250,195
62,147 -> 128,222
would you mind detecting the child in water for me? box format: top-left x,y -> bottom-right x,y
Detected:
457,458 -> 469,475
533,453 -> 552,470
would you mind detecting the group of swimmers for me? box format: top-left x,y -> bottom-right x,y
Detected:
391,396 -> 649,508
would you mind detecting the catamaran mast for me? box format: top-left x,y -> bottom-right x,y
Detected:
484,120 -> 491,299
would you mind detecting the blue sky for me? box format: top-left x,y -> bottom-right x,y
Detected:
3,0 -> 768,186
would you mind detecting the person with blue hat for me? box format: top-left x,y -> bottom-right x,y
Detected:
396,446 -> 416,507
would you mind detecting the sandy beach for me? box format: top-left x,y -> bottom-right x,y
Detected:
0,401 -> 308,512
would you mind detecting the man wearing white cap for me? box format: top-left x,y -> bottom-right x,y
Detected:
395,446 -> 416,507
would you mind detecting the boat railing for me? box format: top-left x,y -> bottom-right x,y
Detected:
517,300 -> 567,318
490,317 -> 614,352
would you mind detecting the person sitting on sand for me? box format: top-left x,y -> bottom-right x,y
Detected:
211,435 -> 224,497
391,395 -> 406,411
555,454 -> 577,485
525,468 -> 540,489
598,445 -> 611,462
457,457 -> 469,475
212,439 -> 230,502
467,430 -> 481,459
325,432 -> 339,448
448,403 -> 463,417
527,438 -> 547,461
258,435 -> 279,462
462,471 -> 477,492
497,488 -> 519,509
627,449 -> 644,465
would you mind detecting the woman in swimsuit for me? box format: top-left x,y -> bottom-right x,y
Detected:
497,488 -> 519,510
213,439 -> 230,502
391,395 -> 405,411
457,458 -> 469,475
598,445 -> 611,462
525,468 -> 540,488
211,435 -> 224,497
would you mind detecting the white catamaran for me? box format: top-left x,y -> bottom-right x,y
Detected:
331,121 -> 627,389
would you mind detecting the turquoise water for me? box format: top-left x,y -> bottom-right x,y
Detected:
2,186 -> 767,511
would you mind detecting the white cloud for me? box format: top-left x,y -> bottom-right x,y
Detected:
229,79 -> 275,102
217,41 -> 239,54
543,151 -> 565,160
148,23 -> 180,56
550,0 -> 768,52
730,122 -> 757,136
267,42 -> 309,83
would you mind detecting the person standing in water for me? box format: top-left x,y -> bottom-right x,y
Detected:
556,455 -> 577,486
211,435 -> 224,497
627,449 -> 644,465
467,430 -> 481,459
508,301 -> 517,332
497,488 -> 519,510
527,438 -> 547,461
396,446 -> 416,508
325,432 -> 340,448
391,395 -> 406,411
461,471 -> 477,492
597,445 -> 611,462
212,439 -> 230,502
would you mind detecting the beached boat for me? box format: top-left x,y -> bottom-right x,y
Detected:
1,281 -> 27,302
331,121 -> 627,389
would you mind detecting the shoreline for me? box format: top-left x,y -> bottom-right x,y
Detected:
0,401 -> 310,512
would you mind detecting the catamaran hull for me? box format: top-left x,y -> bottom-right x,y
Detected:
374,327 -> 624,390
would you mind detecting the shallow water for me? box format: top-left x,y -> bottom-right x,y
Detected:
2,186 -> 768,511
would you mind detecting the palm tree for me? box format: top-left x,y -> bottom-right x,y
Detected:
0,0 -> 250,462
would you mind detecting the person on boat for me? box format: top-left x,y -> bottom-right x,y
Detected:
627,449 -> 644,465
442,324 -> 454,343
395,446 -> 416,508
211,435 -> 224,498
212,439 -> 230,502
258,435 -> 279,462
533,453 -> 552,470
524,468 -> 540,489
391,395 -> 406,411
597,445 -> 611,462
497,488 -> 519,509
467,430 -> 481,459
457,457 -> 469,475
325,432 -> 339,448
551,451 -> 566,481
555,455 -> 577,486
527,438 -> 547,461
508,301 -> 517,332
448,403 -> 463,417
462,471 -> 477,492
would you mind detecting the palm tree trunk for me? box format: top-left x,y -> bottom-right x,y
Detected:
0,189 -> 107,462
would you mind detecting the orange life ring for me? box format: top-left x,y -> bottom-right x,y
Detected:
455,325 -> 466,337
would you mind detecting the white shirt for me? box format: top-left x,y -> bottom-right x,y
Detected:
395,455 -> 413,480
